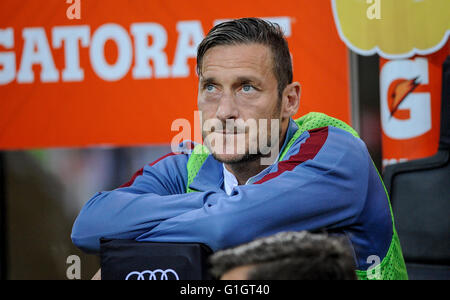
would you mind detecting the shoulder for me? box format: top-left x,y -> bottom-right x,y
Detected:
120,141 -> 198,189
319,126 -> 372,175
143,140 -> 199,173
285,126 -> 370,171
322,126 -> 369,157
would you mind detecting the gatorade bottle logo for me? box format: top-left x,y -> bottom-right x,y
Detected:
389,76 -> 420,118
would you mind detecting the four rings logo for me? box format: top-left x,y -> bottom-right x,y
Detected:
125,269 -> 180,280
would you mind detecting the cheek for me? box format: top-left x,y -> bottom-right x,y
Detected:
198,97 -> 213,112
245,94 -> 277,113
198,98 -> 223,121
198,108 -> 217,124
242,106 -> 277,123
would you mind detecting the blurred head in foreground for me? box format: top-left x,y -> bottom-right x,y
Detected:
209,231 -> 357,280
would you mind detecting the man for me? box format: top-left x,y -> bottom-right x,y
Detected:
209,231 -> 357,280
72,18 -> 407,279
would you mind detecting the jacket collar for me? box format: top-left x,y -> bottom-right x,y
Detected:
188,118 -> 299,192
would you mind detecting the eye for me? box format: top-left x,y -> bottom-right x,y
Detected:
205,84 -> 216,92
241,84 -> 255,92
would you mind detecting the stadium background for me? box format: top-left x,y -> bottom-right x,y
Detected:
0,0 -> 448,279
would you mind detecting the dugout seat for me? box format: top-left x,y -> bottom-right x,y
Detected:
383,55 -> 450,280
100,239 -> 212,280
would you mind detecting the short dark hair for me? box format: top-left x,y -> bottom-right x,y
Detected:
209,231 -> 357,280
196,17 -> 293,99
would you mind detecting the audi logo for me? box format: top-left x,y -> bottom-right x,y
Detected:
125,269 -> 180,280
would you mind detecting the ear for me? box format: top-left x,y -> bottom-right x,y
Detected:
281,82 -> 301,119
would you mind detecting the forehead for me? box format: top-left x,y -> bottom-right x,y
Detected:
200,43 -> 275,80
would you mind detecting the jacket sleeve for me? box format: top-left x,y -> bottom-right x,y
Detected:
135,128 -> 371,251
71,150 -> 219,253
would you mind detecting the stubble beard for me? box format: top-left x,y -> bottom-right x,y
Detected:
202,102 -> 283,166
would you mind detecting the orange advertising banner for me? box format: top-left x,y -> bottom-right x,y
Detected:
0,0 -> 350,150
379,41 -> 450,168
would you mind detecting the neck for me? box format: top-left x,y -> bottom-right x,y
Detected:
224,159 -> 266,185
224,120 -> 289,185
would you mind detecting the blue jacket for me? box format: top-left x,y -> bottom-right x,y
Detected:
72,118 -> 393,271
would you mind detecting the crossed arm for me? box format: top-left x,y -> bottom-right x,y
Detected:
71,132 -> 369,254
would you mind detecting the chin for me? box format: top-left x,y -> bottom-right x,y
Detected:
211,152 -> 247,164
211,152 -> 262,165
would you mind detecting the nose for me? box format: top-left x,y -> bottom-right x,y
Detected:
216,92 -> 239,121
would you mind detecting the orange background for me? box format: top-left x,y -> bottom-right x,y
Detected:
0,0 -> 350,150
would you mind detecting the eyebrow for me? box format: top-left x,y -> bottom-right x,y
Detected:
236,76 -> 262,86
199,76 -> 262,86
199,77 -> 216,86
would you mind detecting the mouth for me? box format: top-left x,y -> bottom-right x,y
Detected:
214,131 -> 244,135
212,127 -> 248,135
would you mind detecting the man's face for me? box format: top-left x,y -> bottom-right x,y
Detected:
197,43 -> 282,164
